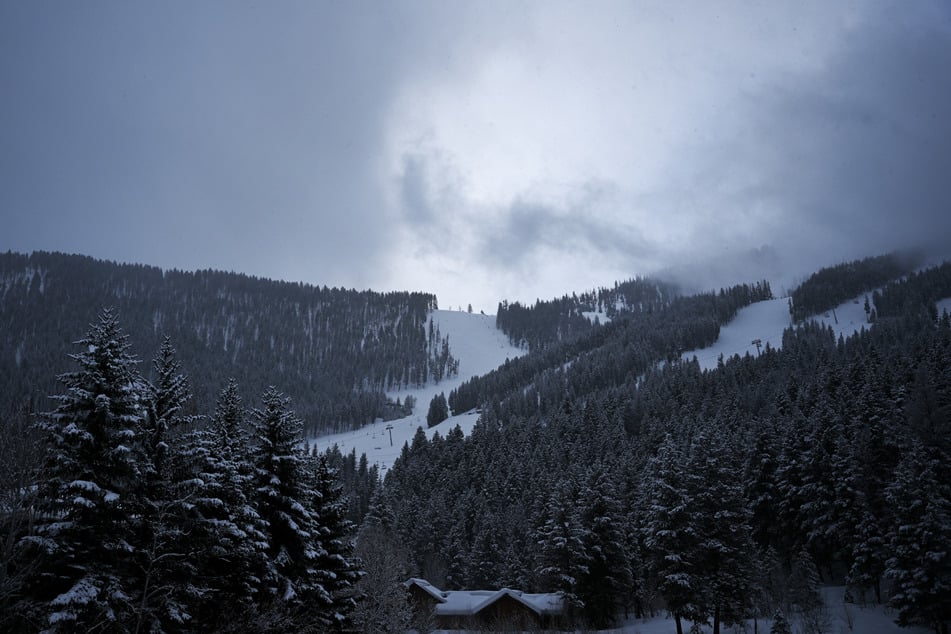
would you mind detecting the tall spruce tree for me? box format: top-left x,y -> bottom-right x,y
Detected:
642,434 -> 698,634
250,388 -> 342,628
884,442 -> 951,634
533,476 -> 590,617
24,309 -> 148,630
575,466 -> 633,628
132,337 -> 199,631
350,508 -> 412,634
686,431 -> 757,634
310,454 -> 361,628
180,379 -> 269,628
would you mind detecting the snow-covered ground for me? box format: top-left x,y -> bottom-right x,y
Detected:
582,309 -> 612,324
681,292 -> 904,372
310,309 -> 524,473
680,297 -> 793,371
315,293 -> 951,470
434,587 -> 927,634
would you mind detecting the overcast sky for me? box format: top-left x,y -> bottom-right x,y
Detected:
2,1 -> 950,312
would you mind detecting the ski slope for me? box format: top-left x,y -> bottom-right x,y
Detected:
683,293 -> 951,371
315,293 -> 951,471
310,309 -> 524,473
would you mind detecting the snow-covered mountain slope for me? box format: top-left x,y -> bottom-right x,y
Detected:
680,297 -> 792,370
683,292 -> 951,372
311,309 -> 524,473
315,293 -> 951,471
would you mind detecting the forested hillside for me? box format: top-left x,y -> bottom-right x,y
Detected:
4,250 -> 950,632
374,263 -> 951,632
0,251 -> 457,434
495,276 -> 680,351
0,311 -> 362,631
452,281 -> 772,416
788,252 -> 921,322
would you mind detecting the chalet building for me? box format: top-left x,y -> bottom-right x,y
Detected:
404,578 -> 565,631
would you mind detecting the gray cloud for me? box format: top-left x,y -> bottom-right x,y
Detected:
399,155 -> 437,226
646,2 -> 951,292
2,2 -> 950,312
0,2 -> 441,288
478,193 -> 656,274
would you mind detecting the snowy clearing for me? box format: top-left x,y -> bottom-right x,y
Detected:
315,293 -> 951,469
433,587 -> 927,634
311,309 -> 524,472
680,290 -> 946,372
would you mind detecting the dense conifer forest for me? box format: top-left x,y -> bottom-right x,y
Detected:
2,253 -> 950,633
375,260 -> 951,633
0,311 -> 361,631
0,251 -> 457,435
453,281 -> 772,415
495,276 -> 681,351
787,252 -> 921,322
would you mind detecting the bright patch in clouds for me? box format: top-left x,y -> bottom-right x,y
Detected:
379,2 -> 897,310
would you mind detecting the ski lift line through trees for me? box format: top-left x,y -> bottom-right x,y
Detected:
682,328 -> 779,365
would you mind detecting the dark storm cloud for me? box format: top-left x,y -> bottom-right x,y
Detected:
3,1 -> 950,311
0,2 -> 436,287
399,155 -> 437,226
662,2 -> 951,289
766,13 -> 951,250
479,196 -> 656,271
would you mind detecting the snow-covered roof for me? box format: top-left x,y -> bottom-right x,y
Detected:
403,579 -> 564,617
403,578 -> 447,603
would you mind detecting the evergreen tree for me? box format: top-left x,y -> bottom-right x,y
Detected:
310,454 -> 361,628
642,434 -> 698,634
786,547 -> 822,616
770,610 -> 792,634
0,410 -> 42,631
533,478 -> 590,616
575,466 -> 632,628
132,337 -> 199,631
426,392 -> 449,428
884,443 -> 951,634
350,518 -> 411,634
181,379 -> 269,628
686,431 -> 757,634
250,388 -> 339,628
23,309 -> 148,630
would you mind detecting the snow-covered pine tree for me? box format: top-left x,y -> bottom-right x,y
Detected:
180,378 -> 269,628
786,546 -> 823,616
770,610 -> 792,634
576,465 -> 633,628
24,309 -> 149,630
350,513 -> 412,634
131,337 -> 199,631
884,442 -> 951,634
642,434 -> 698,634
686,431 -> 757,634
532,476 -> 590,618
310,454 -> 360,628
744,422 -> 782,550
144,336 -> 193,479
250,388 -> 335,627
